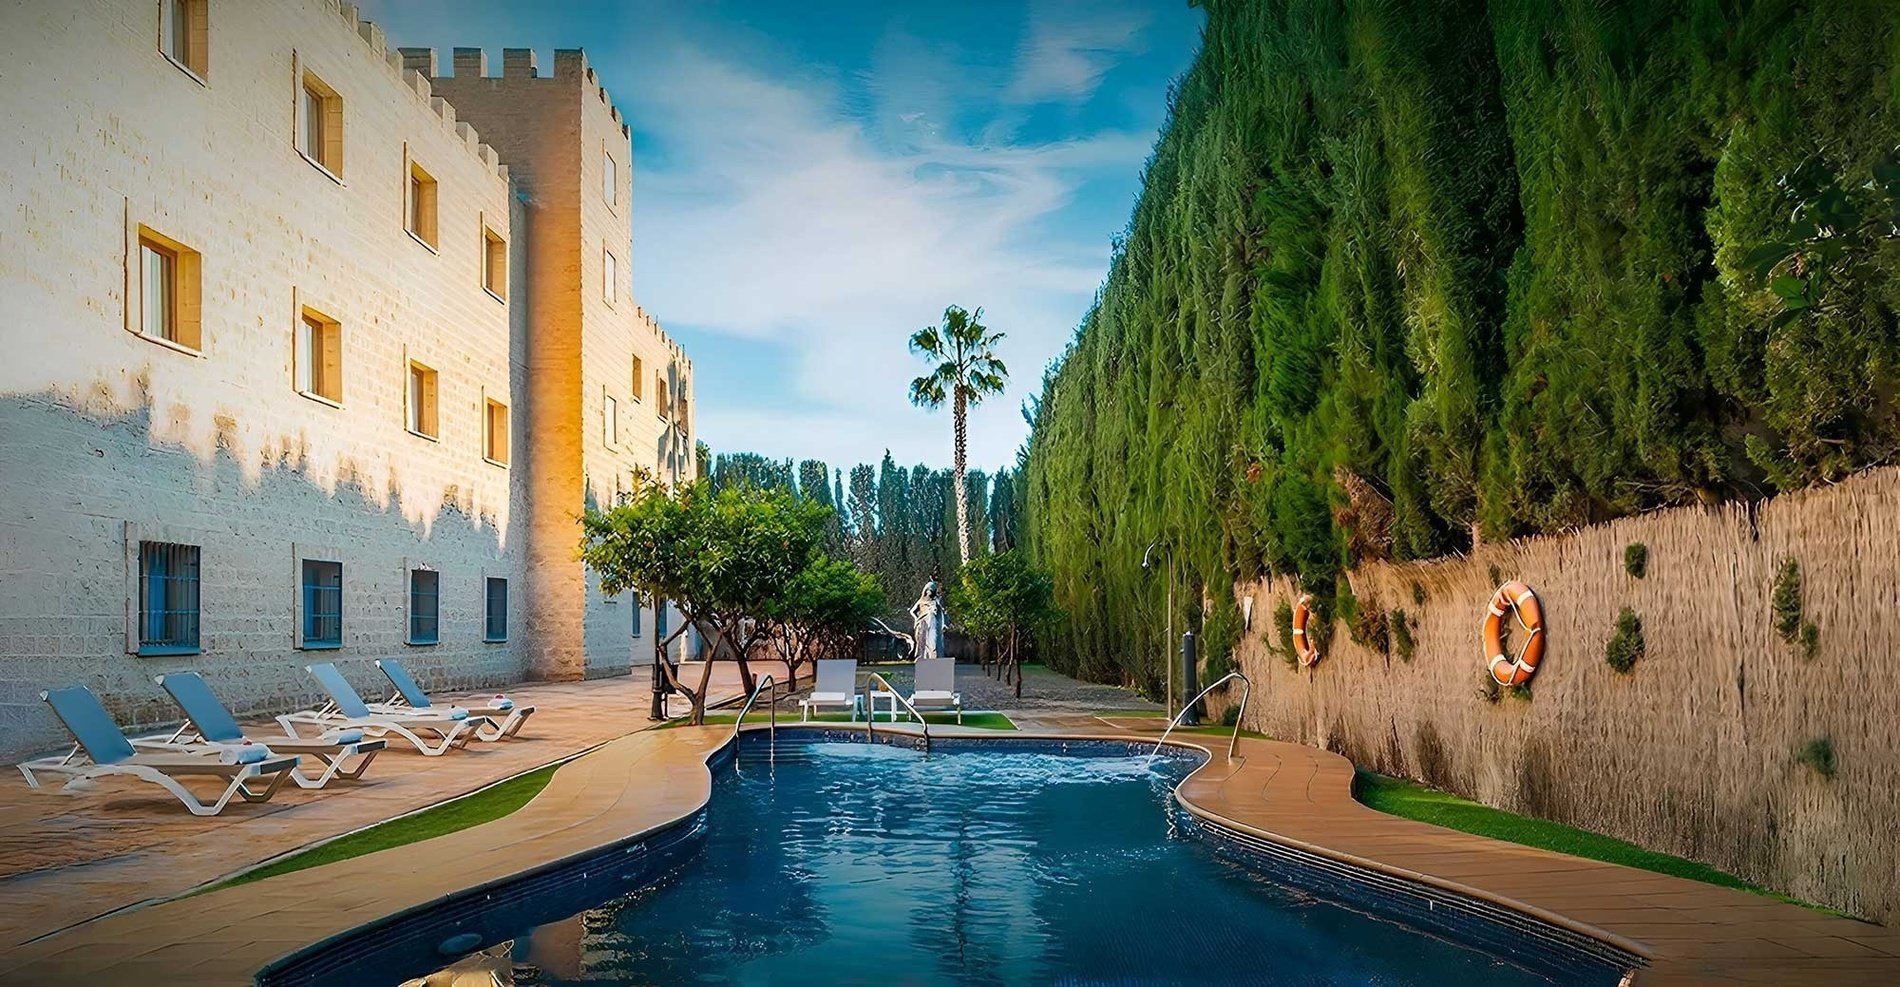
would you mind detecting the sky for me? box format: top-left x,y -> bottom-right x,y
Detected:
357,0 -> 1205,473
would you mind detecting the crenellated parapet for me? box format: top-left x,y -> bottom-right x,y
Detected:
395,45 -> 634,143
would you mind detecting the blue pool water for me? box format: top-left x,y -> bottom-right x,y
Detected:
474,741 -> 1573,986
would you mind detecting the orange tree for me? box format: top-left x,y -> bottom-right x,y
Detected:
764,556 -> 884,691
952,550 -> 1062,698
581,477 -> 829,723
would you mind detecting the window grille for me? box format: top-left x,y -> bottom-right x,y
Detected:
302,559 -> 343,647
139,541 -> 200,654
485,577 -> 509,642
409,569 -> 440,645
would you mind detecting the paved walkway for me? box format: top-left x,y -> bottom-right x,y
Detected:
0,664 -> 757,952
1140,719 -> 1900,985
2,685 -> 1895,983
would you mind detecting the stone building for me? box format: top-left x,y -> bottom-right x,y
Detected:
0,0 -> 696,757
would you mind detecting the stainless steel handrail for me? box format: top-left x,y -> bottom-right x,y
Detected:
1146,671 -> 1251,766
864,671 -> 930,753
731,673 -> 776,763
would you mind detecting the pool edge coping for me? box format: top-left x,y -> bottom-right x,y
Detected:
257,721 -> 1650,984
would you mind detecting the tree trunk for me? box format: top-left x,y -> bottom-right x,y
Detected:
953,388 -> 970,565
1012,627 -> 1023,699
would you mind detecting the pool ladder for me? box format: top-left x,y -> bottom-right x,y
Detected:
1146,671 -> 1251,766
864,671 -> 930,753
731,673 -> 776,763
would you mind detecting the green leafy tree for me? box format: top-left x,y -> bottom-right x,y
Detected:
909,305 -> 1009,565
765,557 -> 884,691
952,550 -> 1062,698
580,478 -> 829,723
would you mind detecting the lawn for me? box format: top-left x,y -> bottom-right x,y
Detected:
197,763 -> 559,895
1352,771 -> 1835,912
678,710 -> 1017,730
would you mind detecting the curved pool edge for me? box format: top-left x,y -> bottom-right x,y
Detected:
259,722 -> 1642,986
12,716 -> 1884,984
1165,766 -> 1651,965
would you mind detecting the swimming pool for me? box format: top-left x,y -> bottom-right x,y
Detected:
282,734 -> 1632,986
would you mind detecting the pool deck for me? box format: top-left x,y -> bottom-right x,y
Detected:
0,662 -> 756,955
1,712 -> 1896,983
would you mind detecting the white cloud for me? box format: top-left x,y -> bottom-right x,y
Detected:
622,42 -> 1147,471
1005,0 -> 1151,104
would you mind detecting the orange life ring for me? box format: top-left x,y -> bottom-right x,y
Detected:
1291,594 -> 1321,666
1484,581 -> 1545,686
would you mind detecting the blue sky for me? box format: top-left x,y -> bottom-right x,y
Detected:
357,0 -> 1204,472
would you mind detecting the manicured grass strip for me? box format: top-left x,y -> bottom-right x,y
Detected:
1352,771 -> 1838,914
678,711 -> 1017,730
199,763 -> 559,894
1093,709 -> 1169,718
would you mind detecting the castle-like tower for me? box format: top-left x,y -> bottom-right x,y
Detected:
0,0 -> 695,757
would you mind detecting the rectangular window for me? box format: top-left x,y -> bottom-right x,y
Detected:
656,374 -> 671,420
301,559 -> 343,648
631,355 -> 644,401
408,568 -> 440,645
604,394 -> 618,447
407,361 -> 438,438
407,162 -> 438,247
603,247 -> 616,303
484,398 -> 509,465
299,70 -> 343,176
136,228 -> 201,350
603,149 -> 617,207
483,226 -> 507,299
484,577 -> 508,642
632,593 -> 643,636
160,0 -> 208,79
138,541 -> 200,654
296,308 -> 343,403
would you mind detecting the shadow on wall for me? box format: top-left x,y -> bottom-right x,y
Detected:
0,388 -> 529,760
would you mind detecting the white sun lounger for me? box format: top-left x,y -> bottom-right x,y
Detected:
906,657 -> 963,723
278,663 -> 489,756
19,685 -> 300,816
144,672 -> 385,789
872,657 -> 962,723
371,658 -> 535,740
800,659 -> 862,721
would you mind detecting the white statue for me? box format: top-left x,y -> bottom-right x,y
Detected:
910,578 -> 947,662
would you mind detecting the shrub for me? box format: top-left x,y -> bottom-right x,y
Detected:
1392,608 -> 1416,662
1605,607 -> 1645,673
1624,543 -> 1648,578
1220,704 -> 1241,727
1307,595 -> 1336,658
1487,563 -> 1502,587
1410,580 -> 1427,605
1273,599 -> 1296,667
1479,671 -> 1501,704
1796,737 -> 1836,779
1772,559 -> 1803,641
1352,604 -> 1391,655
1800,621 -> 1820,661
1507,681 -> 1533,703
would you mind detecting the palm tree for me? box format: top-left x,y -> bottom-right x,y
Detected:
909,305 -> 1008,565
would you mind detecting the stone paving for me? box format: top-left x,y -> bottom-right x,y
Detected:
0,663 -> 757,952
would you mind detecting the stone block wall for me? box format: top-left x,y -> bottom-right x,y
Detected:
0,0 -> 696,755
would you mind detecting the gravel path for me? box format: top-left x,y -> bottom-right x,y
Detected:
951,662 -> 1159,713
